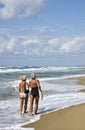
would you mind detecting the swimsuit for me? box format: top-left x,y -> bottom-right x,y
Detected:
31,87 -> 39,97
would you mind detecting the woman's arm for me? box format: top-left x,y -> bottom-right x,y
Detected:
36,80 -> 42,91
26,82 -> 30,88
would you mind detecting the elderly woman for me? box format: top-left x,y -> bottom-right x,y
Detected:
18,75 -> 29,114
29,73 -> 42,115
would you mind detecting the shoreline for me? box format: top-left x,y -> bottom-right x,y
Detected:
69,76 -> 85,86
70,76 -> 85,92
23,76 -> 85,130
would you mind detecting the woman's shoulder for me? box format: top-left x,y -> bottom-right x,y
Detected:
19,82 -> 22,85
36,79 -> 40,83
29,79 -> 38,84
19,81 -> 26,86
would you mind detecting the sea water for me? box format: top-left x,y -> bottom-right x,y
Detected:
0,66 -> 85,130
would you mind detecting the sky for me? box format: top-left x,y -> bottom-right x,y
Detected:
0,0 -> 85,66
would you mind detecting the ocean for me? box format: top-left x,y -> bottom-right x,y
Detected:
0,66 -> 85,130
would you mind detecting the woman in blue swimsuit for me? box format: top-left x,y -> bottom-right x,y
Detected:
29,73 -> 42,115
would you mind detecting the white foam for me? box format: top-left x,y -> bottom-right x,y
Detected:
1,75 -> 85,129
0,66 -> 84,73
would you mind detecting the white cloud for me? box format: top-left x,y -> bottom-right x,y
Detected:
7,38 -> 16,52
60,37 -> 85,53
48,38 -> 59,46
0,0 -> 45,20
0,26 -> 85,57
22,39 -> 40,45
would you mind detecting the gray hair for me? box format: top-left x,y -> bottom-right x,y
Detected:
31,73 -> 36,79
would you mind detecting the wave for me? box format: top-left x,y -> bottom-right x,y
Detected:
0,66 -> 84,73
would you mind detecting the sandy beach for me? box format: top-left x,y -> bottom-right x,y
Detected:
23,76 -> 85,130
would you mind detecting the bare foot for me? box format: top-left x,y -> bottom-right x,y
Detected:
29,112 -> 33,116
20,112 -> 24,115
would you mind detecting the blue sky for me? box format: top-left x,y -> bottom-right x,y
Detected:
0,0 -> 85,66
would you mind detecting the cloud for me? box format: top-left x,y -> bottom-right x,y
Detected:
22,39 -> 40,45
0,26 -> 85,57
48,38 -> 59,46
60,36 -> 85,53
7,38 -> 16,52
0,0 -> 45,20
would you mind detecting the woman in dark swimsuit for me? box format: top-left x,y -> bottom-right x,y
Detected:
29,73 -> 41,115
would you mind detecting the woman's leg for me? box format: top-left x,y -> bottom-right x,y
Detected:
20,98 -> 24,114
29,94 -> 34,115
35,96 -> 39,114
24,94 -> 28,113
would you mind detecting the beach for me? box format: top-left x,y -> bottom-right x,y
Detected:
1,66 -> 85,130
23,76 -> 85,130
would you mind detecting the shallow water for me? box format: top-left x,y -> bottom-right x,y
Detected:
0,66 -> 85,130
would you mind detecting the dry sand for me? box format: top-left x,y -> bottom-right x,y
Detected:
23,76 -> 85,130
